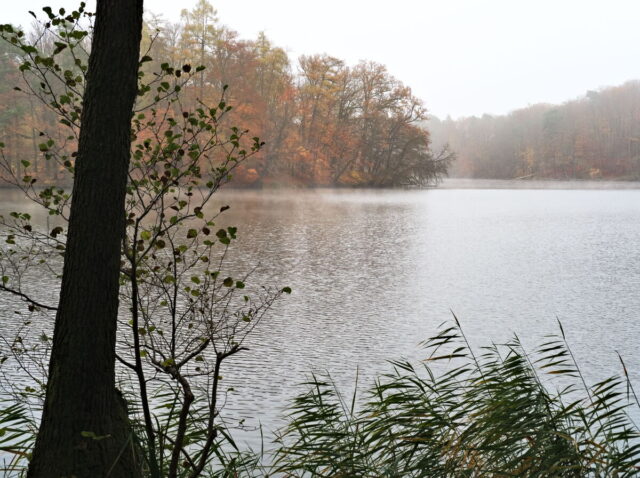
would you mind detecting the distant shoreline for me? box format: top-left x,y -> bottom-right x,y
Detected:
2,177 -> 640,193
438,178 -> 640,190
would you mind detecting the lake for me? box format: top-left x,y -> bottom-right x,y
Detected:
1,181 -> 640,449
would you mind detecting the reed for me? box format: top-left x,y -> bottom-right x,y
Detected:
272,318 -> 640,477
2,318 -> 639,476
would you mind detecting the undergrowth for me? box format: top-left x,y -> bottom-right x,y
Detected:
2,317 -> 639,477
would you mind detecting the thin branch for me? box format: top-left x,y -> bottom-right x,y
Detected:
0,285 -> 57,311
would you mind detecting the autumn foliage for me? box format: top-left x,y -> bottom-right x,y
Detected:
0,0 -> 451,188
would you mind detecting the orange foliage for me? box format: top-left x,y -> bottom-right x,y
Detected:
1,1 -> 449,188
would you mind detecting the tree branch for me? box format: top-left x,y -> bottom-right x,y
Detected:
0,285 -> 57,311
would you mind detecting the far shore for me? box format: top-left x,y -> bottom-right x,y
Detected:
2,177 -> 640,192
438,177 -> 640,190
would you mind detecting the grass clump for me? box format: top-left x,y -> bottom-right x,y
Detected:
1,318 -> 639,476
272,318 -> 640,477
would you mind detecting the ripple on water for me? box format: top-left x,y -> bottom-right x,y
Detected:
1,185 -> 640,449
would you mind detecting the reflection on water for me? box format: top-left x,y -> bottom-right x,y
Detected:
1,184 -> 640,448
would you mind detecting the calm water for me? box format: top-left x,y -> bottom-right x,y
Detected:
2,183 -> 640,448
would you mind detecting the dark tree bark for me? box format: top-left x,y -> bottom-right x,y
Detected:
27,1 -> 143,477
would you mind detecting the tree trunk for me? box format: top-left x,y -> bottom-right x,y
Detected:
28,1 -> 143,477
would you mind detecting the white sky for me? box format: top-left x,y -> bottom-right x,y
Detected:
3,0 -> 640,118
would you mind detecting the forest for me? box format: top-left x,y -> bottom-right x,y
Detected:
0,0 -> 451,189
2,2 -> 640,476
4,1 -> 640,186
429,80 -> 640,180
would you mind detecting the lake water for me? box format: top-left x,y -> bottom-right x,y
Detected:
1,181 -> 640,449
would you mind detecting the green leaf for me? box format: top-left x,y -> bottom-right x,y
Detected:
216,228 -> 230,245
163,275 -> 175,284
223,277 -> 233,287
53,41 -> 67,54
140,230 -> 151,241
282,287 -> 292,294
187,229 -> 197,239
161,358 -> 175,367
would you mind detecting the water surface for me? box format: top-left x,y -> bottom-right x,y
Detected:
2,184 -> 639,448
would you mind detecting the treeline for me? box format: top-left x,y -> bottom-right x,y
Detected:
0,0 -> 451,188
429,81 -> 640,180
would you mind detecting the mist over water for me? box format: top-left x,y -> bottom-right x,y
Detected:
440,178 -> 640,189
209,184 -> 640,446
2,182 -> 640,448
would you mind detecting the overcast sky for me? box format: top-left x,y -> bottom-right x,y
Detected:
4,0 -> 640,118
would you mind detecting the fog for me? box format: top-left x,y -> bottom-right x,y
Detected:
439,178 -> 640,189
4,0 -> 640,118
